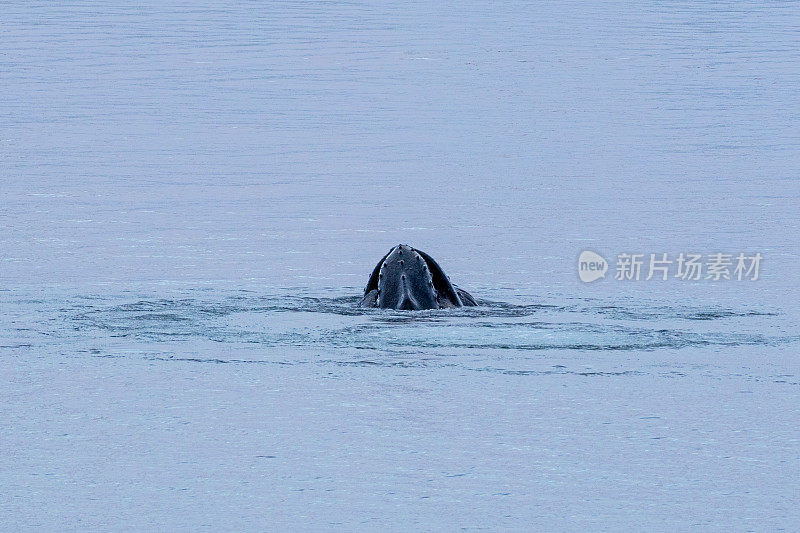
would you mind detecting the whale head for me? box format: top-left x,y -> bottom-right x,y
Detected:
376,244 -> 439,310
359,244 -> 477,310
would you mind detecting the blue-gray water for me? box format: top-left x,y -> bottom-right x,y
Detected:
2,1 -> 799,530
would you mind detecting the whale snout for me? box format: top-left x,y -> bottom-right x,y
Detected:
376,245 -> 438,310
358,244 -> 477,310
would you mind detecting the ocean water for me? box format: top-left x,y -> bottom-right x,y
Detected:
2,1 -> 799,530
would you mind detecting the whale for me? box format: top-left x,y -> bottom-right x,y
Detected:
358,244 -> 477,310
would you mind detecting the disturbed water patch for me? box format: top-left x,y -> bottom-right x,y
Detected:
55,290 -> 795,357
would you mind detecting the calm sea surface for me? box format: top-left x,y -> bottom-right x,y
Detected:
2,1 -> 799,530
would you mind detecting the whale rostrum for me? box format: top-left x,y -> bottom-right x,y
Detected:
358,244 -> 477,310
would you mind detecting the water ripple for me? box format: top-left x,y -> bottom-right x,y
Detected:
54,290 -> 795,356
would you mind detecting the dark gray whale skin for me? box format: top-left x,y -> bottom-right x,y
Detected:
358,244 -> 477,310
